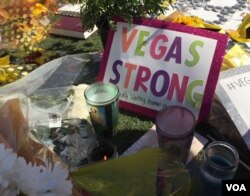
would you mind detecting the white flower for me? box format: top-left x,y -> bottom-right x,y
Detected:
0,186 -> 18,196
0,142 -> 72,196
13,157 -> 72,196
42,162 -> 73,196
12,157 -> 49,195
0,144 -> 17,188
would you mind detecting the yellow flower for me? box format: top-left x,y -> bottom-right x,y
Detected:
44,0 -> 58,13
0,55 -> 10,66
0,8 -> 9,24
173,15 -> 205,28
230,14 -> 250,43
0,0 -> 57,52
33,3 -> 48,18
227,30 -> 240,38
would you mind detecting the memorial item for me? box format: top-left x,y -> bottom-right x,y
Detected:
221,44 -> 250,70
197,141 -> 239,196
99,18 -> 228,122
87,139 -> 118,163
0,143 -> 72,196
155,106 -> 196,163
31,118 -> 96,168
49,4 -> 98,39
215,65 -> 250,150
0,98 -> 73,195
27,86 -> 74,129
84,82 -> 119,138
0,0 -> 57,86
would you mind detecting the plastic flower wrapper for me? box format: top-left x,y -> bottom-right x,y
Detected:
0,96 -> 62,166
0,51 -> 10,66
227,14 -> 250,43
71,148 -> 192,196
30,118 -> 97,169
222,44 -> 250,71
27,86 -> 74,129
0,97 -> 74,195
26,86 -> 96,168
0,97 -> 28,153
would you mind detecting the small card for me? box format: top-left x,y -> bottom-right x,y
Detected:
48,113 -> 62,128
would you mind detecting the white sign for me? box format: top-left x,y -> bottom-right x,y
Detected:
220,72 -> 250,128
217,65 -> 250,149
99,18 -> 228,122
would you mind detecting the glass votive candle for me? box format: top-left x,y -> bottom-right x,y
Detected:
84,81 -> 119,139
155,106 -> 196,164
198,141 -> 239,195
87,139 -> 118,163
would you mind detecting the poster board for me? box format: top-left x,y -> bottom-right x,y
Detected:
98,18 -> 228,122
216,65 -> 250,149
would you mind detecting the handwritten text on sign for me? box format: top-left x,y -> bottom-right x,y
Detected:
99,19 -> 228,121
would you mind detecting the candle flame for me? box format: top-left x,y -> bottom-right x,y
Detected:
103,155 -> 108,161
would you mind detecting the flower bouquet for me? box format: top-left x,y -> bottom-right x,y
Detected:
0,0 -> 59,86
0,98 -> 73,195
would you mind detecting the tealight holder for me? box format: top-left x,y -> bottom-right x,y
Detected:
87,139 -> 118,163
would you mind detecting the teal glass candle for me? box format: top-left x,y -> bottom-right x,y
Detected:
84,82 -> 119,138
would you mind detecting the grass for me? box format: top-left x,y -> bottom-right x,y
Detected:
39,32 -> 153,154
115,110 -> 153,154
38,32 -> 104,54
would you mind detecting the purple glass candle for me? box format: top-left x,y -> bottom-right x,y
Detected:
156,106 -> 196,163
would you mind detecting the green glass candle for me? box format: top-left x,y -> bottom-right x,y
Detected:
84,82 -> 119,138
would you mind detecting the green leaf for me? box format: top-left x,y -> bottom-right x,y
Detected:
71,148 -> 192,196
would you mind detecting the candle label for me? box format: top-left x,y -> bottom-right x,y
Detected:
99,18 -> 228,122
157,132 -> 194,163
89,99 -> 119,138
